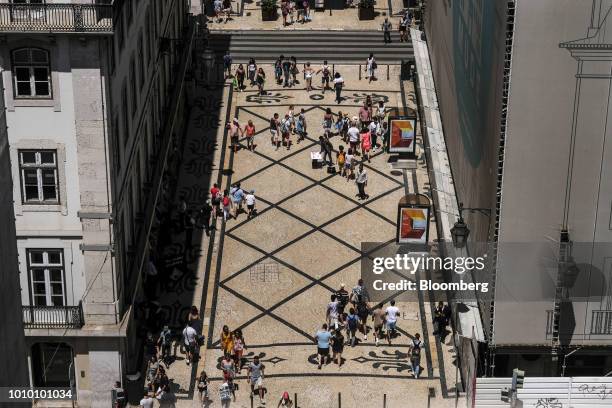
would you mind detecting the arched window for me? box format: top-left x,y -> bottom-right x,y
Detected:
11,47 -> 51,98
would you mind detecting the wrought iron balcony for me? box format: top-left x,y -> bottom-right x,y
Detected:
591,310 -> 612,335
0,3 -> 113,33
22,303 -> 84,329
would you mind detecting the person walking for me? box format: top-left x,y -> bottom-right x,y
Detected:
433,301 -> 452,336
281,113 -> 292,150
380,120 -> 389,151
355,163 -> 369,200
347,123 -> 360,155
248,58 -> 257,85
371,305 -> 385,346
359,101 -> 372,130
281,0 -> 289,26
282,56 -> 292,87
366,54 -> 377,82
198,200 -> 213,236
326,294 -> 340,329
235,63 -> 245,91
222,190 -> 231,221
385,300 -> 400,344
248,355 -> 266,404
315,324 -> 332,369
382,18 -> 392,43
318,61 -> 331,93
337,145 -> 346,176
139,392 -> 155,408
219,379 -> 233,408
296,109 -> 307,143
211,183 -> 222,216
256,67 -> 266,95
322,107 -> 333,137
410,333 -> 423,378
214,0 -> 223,22
220,354 -> 236,401
331,329 -> 345,367
290,56 -> 299,86
182,321 -> 198,366
228,118 -> 243,153
351,279 -> 370,339
223,51 -> 233,79
220,325 -> 234,357
320,136 -> 333,166
222,0 -> 232,22
270,112 -> 280,148
274,55 -> 284,84
346,308 -> 359,346
335,283 -> 350,315
245,119 -> 256,151
344,148 -> 355,181
333,72 -> 344,103
245,189 -> 256,219
368,118 -> 380,153
112,381 -> 126,408
399,13 -> 408,42
197,371 -> 210,404
233,329 -> 247,370
304,62 -> 314,91
157,325 -> 173,366
361,126 -> 372,162
231,183 -> 245,218
375,100 -> 387,123
302,0 -> 311,22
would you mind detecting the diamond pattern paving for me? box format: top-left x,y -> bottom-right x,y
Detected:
198,82 -> 456,408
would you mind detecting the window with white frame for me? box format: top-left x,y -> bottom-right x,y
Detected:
19,150 -> 59,204
12,47 -> 51,98
27,249 -> 65,306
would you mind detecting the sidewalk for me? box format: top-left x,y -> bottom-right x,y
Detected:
205,0 -> 410,31
190,65 -> 465,407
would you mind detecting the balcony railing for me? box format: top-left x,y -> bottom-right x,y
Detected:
0,3 -> 113,33
22,303 -> 84,329
590,310 -> 612,335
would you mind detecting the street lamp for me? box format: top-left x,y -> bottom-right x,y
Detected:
450,213 -> 469,248
561,346 -> 582,377
450,202 -> 493,248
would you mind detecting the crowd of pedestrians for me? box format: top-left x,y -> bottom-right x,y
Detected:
313,279 -> 429,379
257,95 -> 388,200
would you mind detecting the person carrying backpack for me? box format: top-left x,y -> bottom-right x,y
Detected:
157,325 -> 173,366
346,307 -> 359,347
318,61 -> 331,93
281,114 -> 292,150
274,55 -> 284,84
410,333 -> 423,378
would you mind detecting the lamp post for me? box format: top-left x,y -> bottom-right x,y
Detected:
450,202 -> 492,248
561,346 -> 582,377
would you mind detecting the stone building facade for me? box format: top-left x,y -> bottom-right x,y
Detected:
0,0 -> 194,405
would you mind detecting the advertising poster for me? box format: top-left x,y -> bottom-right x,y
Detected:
398,207 -> 429,244
388,117 -> 417,154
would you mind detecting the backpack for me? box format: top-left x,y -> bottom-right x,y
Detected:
356,298 -> 368,315
160,329 -> 172,346
323,67 -> 330,77
412,339 -> 422,354
347,314 -> 358,330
